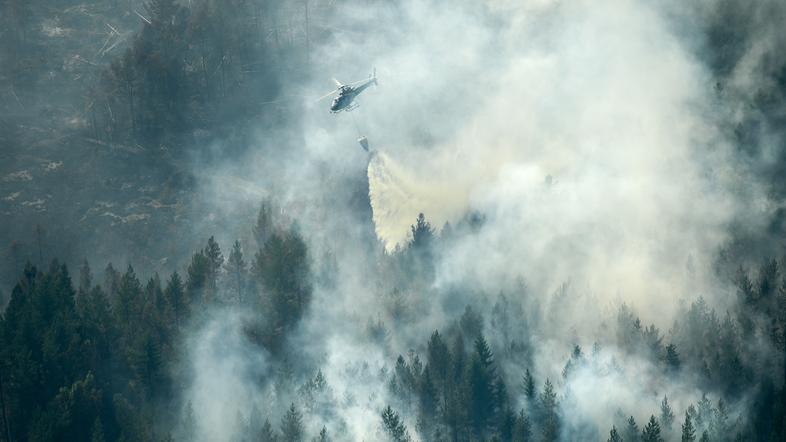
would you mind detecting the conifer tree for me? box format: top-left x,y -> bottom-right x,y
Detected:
381,405 -> 411,442
608,426 -> 623,442
522,369 -> 536,402
165,272 -> 186,329
426,330 -> 450,384
225,240 -> 246,303
665,343 -> 680,371
187,250 -> 211,305
117,265 -> 143,325
254,202 -> 275,248
512,410 -> 531,442
315,426 -> 330,442
281,403 -> 304,442
625,416 -> 640,442
258,419 -> 277,442
641,415 -> 663,442
468,335 -> 496,436
681,412 -> 696,442
79,259 -> 92,294
540,379 -> 559,442
660,396 -> 675,432
204,236 -> 223,290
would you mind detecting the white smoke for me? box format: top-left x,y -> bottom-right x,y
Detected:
181,0 -> 778,439
363,0 -> 761,317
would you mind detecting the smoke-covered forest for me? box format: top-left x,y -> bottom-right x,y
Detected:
2,0 -> 786,441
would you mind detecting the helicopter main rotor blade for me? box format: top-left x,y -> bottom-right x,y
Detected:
347,78 -> 371,86
316,89 -> 338,102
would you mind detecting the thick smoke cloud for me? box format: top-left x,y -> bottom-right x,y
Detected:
178,0 -> 782,440
358,0 -> 756,316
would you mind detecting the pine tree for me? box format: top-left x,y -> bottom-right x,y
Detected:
187,250 -> 213,305
225,240 -> 246,303
699,430 -> 710,442
460,305 -> 484,340
512,410 -> 531,442
711,398 -> 729,439
696,394 -> 712,430
315,426 -> 329,442
426,330 -> 450,384
254,227 -> 312,347
117,265 -> 143,325
625,416 -> 640,442
681,412 -> 696,442
641,415 -> 663,442
104,263 -> 120,298
79,259 -> 92,294
381,405 -> 410,442
204,236 -> 224,290
407,213 -> 436,281
410,213 -> 435,250
281,403 -> 304,442
660,396 -> 675,432
129,331 -> 162,394
608,426 -> 623,442
665,344 -> 680,371
165,272 -> 186,329
475,335 -> 496,376
254,201 -> 275,248
522,369 -> 536,402
419,368 -> 438,428
540,379 -> 559,442
468,335 -> 496,436
258,419 -> 277,442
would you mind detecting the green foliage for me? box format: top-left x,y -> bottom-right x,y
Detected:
522,369 -> 536,402
314,426 -> 329,442
660,396 -> 675,432
204,236 -> 223,291
641,415 -> 663,442
512,410 -> 531,442
225,240 -> 246,303
381,405 -> 411,442
187,250 -> 211,304
540,379 -> 559,442
682,412 -> 696,442
664,343 -> 680,371
1,194 -> 786,442
281,403 -> 304,442
253,225 -> 312,352
608,425 -> 622,442
467,334 -> 499,437
625,416 -> 640,442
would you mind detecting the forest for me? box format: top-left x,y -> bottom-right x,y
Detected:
1,207 -> 786,441
3,0 -> 786,441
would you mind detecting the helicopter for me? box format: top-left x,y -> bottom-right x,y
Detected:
317,69 -> 378,113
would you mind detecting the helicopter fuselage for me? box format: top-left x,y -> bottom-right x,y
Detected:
330,77 -> 376,113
